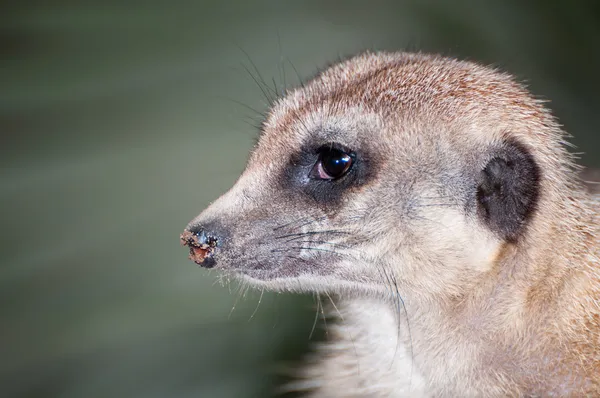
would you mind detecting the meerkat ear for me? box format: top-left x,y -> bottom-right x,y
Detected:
476,141 -> 541,242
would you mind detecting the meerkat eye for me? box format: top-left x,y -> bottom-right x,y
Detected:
309,145 -> 355,180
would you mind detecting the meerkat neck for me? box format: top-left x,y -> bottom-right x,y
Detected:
511,191 -> 597,311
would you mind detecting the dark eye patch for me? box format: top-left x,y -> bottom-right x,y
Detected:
476,139 -> 541,242
281,140 -> 376,208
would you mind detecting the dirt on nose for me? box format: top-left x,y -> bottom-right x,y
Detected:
180,230 -> 217,265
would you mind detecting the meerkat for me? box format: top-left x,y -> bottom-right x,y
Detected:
181,52 -> 600,397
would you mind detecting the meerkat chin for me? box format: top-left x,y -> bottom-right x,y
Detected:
182,52 -> 600,397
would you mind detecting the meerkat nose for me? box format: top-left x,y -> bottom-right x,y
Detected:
180,224 -> 221,269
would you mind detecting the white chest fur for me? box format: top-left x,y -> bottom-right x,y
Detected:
303,298 -> 430,397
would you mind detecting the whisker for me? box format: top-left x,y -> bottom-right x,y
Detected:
413,203 -> 455,208
272,292 -> 280,329
235,43 -> 278,100
248,287 -> 265,322
377,263 -> 397,317
376,263 -> 403,371
291,240 -> 354,250
277,30 -> 287,95
227,275 -> 233,294
316,293 -> 328,337
228,283 -> 243,319
271,76 -> 280,98
291,215 -> 330,230
275,229 -> 351,241
215,96 -> 265,118
271,246 -> 347,256
241,119 -> 263,131
240,62 -> 274,105
390,270 -> 414,384
272,213 -> 365,235
279,233 -> 354,245
272,214 -> 320,231
287,57 -> 305,88
324,291 -> 343,321
324,291 -> 360,376
309,293 -> 320,340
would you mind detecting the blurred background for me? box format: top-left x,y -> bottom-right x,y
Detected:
1,1 -> 599,397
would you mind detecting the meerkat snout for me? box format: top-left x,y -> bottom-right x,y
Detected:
182,52 -> 600,396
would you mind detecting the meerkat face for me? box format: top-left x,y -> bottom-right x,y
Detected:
182,52 -> 544,298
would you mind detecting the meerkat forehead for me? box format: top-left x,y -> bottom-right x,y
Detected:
254,52 -> 561,166
269,52 -> 535,119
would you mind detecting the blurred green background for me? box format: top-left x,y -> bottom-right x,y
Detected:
1,1 -> 599,397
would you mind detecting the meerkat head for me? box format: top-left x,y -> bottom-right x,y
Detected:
182,52 -> 572,299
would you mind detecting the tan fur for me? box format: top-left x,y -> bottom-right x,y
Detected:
185,52 -> 600,397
